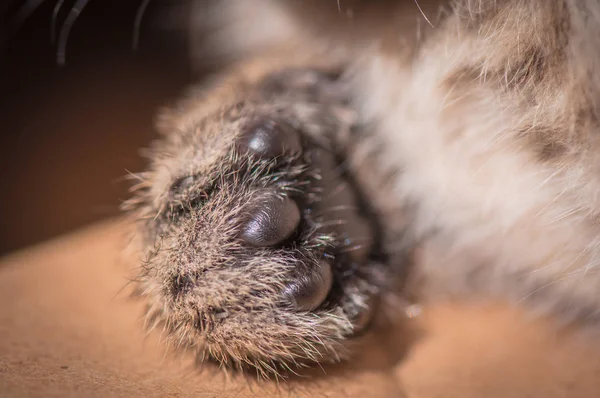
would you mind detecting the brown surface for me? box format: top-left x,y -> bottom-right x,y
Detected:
1,220 -> 600,397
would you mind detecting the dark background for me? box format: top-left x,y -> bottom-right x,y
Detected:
0,0 -> 202,254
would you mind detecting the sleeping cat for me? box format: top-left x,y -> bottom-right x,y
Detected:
123,0 -> 600,376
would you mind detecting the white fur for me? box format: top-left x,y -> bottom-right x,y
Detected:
189,0 -> 600,324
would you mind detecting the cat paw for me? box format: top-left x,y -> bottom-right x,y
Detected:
128,68 -> 398,375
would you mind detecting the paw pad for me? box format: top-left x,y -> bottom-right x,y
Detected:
237,118 -> 302,159
283,260 -> 334,312
240,191 -> 301,247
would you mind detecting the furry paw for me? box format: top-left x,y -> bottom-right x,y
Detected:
127,68 -> 402,376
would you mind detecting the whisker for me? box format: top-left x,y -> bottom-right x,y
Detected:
413,0 -> 435,28
132,0 -> 152,50
51,0 -> 66,44
56,0 -> 90,65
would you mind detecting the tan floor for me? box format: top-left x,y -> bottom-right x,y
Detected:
1,220 -> 600,397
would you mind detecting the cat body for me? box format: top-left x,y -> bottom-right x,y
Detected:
129,0 -> 600,374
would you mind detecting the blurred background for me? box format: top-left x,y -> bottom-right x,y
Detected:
0,0 -> 204,254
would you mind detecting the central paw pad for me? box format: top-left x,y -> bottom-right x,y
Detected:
231,114 -> 380,322
284,260 -> 334,312
239,191 -> 301,248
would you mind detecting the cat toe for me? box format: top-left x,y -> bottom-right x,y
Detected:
283,260 -> 334,312
237,118 -> 302,159
239,190 -> 301,247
